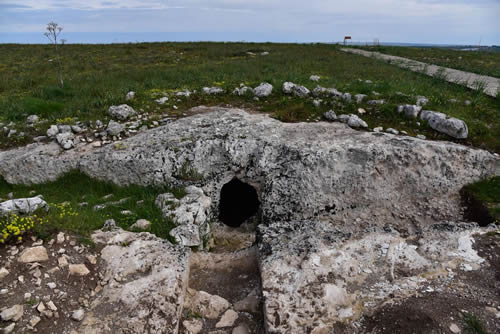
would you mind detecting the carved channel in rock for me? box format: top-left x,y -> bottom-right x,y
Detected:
219,178 -> 260,227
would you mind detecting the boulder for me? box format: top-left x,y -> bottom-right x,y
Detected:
216,309 -> 238,328
108,104 -> 136,120
232,86 -> 253,96
337,114 -> 368,128
421,110 -> 468,139
186,290 -> 230,319
282,82 -> 310,97
309,75 -> 320,82
0,196 -> 47,217
130,219 -> 151,230
253,82 -> 273,97
397,104 -> 422,118
416,96 -> 429,106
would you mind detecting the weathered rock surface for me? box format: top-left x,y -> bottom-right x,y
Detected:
76,229 -> 190,333
0,195 -> 47,216
0,107 -> 497,229
258,221 -> 494,333
156,186 -> 211,247
420,110 -> 469,139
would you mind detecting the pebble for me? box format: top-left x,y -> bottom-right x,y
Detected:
69,264 -> 90,276
216,309 -> 238,328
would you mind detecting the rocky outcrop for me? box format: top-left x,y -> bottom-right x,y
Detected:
78,229 -> 191,333
0,108 -> 497,229
258,220 -> 494,333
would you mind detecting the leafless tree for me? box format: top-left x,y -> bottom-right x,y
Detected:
44,22 -> 65,88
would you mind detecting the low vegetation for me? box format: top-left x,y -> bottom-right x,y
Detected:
0,171 -> 185,243
0,42 -> 499,151
356,45 -> 500,78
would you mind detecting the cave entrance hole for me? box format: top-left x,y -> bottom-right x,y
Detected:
219,178 -> 260,227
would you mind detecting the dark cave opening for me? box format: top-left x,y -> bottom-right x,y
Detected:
219,178 -> 260,227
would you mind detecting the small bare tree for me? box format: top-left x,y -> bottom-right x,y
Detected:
44,22 -> 65,88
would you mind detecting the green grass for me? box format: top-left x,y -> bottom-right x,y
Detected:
356,45 -> 500,78
0,171 -> 185,242
0,42 -> 499,152
462,312 -> 488,334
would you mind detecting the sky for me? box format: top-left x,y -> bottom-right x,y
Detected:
0,0 -> 499,45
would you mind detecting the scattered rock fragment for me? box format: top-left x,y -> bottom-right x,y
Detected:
420,110 -> 468,139
56,132 -> 75,150
187,290 -> 230,319
309,75 -> 320,82
46,125 -> 59,137
0,304 -> 23,321
18,246 -> 49,263
203,87 -> 224,95
125,91 -> 135,101
72,309 -> 85,322
216,309 -> 238,328
253,82 -> 273,97
323,110 -> 337,121
155,97 -> 169,104
0,267 -> 9,280
183,319 -> 203,334
106,120 -> 124,136
69,264 -> 90,276
130,219 -> 151,230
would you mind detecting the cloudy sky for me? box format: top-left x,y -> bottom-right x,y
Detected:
1,0 -> 499,44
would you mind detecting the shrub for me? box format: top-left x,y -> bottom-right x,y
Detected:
0,213 -> 45,243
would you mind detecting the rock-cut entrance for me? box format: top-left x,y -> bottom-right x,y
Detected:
219,178 -> 260,227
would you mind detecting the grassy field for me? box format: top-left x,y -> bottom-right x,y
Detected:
0,42 -> 499,152
356,45 -> 500,78
0,171 -> 184,243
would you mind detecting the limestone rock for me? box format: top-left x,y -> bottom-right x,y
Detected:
18,246 -> 49,263
338,114 -> 368,128
156,97 -> 168,104
1,323 -> 15,333
69,264 -> 90,276
398,104 -> 422,118
416,96 -> 429,106
202,87 -> 224,95
0,195 -> 47,217
309,75 -> 320,82
56,132 -> 75,150
130,219 -> 151,230
0,107 -> 496,230
82,229 -> 190,333
366,99 -> 385,105
232,85 -> 253,96
125,91 -> 136,101
106,120 -> 124,136
421,110 -> 468,139
186,290 -> 230,320
183,319 -> 203,333
258,220 -> 490,333
234,290 -> 259,313
282,82 -> 310,97
232,325 -> 249,334
323,111 -> 337,121
216,309 -> 238,328
253,82 -> 273,97
0,304 -> 23,321
27,115 -> 40,124
46,125 -> 59,137
312,86 -> 342,98
157,186 -> 211,247
0,268 -> 9,280
72,309 -> 85,321
108,104 -> 136,120
355,94 -> 367,104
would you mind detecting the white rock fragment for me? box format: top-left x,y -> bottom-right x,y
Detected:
69,264 -> 90,276
183,319 -> 203,334
108,104 -> 136,120
0,267 -> 9,280
125,91 -> 135,101
72,309 -> 85,321
130,219 -> 151,230
216,309 -> 238,328
202,87 -> 224,95
253,82 -> 273,97
18,246 -> 49,263
0,196 -> 47,217
0,304 -> 23,321
309,75 -> 320,82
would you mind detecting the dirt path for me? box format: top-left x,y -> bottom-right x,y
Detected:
341,48 -> 500,97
